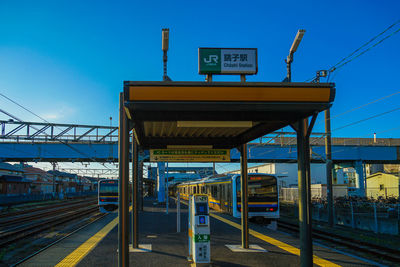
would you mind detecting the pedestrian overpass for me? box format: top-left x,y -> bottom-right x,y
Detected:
1,119 -> 399,167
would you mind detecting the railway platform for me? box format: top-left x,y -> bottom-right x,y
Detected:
20,197 -> 378,267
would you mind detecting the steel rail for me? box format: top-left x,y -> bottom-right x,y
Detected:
0,205 -> 98,247
0,200 -> 97,227
277,220 -> 400,263
0,198 -> 93,218
10,212 -> 108,267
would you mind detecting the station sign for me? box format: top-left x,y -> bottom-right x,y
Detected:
150,149 -> 230,162
198,48 -> 257,75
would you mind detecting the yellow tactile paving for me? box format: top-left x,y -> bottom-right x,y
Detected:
55,207 -> 132,267
210,213 -> 341,267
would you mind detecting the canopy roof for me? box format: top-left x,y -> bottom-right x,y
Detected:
123,81 -> 335,149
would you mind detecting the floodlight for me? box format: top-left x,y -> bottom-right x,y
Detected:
289,29 -> 306,54
162,28 -> 169,51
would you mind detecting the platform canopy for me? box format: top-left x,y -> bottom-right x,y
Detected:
123,81 -> 335,149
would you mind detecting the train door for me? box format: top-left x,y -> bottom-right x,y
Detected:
227,184 -> 232,214
220,184 -> 228,213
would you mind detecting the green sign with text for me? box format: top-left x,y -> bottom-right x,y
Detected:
198,48 -> 257,75
150,149 -> 230,162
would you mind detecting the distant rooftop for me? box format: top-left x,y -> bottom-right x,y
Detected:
0,162 -> 24,172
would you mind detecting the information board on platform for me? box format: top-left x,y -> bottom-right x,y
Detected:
198,48 -> 257,75
150,149 -> 230,162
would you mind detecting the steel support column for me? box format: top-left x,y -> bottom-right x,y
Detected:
293,117 -> 315,267
118,93 -> 129,267
240,143 -> 249,249
354,160 -> 365,196
132,135 -> 139,248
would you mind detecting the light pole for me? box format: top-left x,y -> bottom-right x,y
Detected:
286,29 -> 313,267
162,28 -> 171,81
285,29 -> 305,82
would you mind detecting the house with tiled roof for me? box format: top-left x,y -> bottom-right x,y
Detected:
0,162 -> 30,196
22,165 -> 53,194
47,170 -> 82,194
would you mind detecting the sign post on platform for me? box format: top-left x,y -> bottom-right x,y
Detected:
188,194 -> 211,264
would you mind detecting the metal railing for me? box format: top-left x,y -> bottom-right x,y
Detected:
3,120 -> 400,146
0,120 -> 119,143
280,193 -> 400,235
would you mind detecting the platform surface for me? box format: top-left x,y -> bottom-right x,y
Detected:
21,197 -> 378,267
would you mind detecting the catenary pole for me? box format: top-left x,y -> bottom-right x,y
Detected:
325,109 -> 334,227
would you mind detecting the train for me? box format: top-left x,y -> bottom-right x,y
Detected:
98,179 -> 118,213
175,173 -> 279,224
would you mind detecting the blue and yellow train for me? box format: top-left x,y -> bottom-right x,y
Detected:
176,173 -> 279,223
98,179 -> 118,213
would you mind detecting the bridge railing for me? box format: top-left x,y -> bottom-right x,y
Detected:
257,135 -> 400,146
0,120 -> 120,143
2,120 -> 400,146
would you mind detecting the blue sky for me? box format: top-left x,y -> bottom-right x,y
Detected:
0,1 -> 399,175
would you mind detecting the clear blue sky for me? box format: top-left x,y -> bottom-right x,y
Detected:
0,1 -> 399,174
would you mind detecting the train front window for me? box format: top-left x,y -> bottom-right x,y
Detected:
99,184 -> 118,194
236,175 -> 277,202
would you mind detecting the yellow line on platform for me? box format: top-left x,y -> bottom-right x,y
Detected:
55,207 -> 132,267
210,213 -> 340,267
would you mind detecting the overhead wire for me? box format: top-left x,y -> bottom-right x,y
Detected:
224,21 -> 400,172
332,106 -> 400,132
326,91 -> 400,123
331,26 -> 400,73
329,19 -> 400,72
307,19 -> 400,83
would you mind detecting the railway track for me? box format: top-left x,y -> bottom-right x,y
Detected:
9,212 -> 108,267
277,220 -> 400,263
0,199 -> 97,227
0,198 -> 95,219
0,200 -> 99,248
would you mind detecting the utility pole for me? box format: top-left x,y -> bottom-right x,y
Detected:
316,70 -> 334,227
52,162 -> 56,198
325,108 -> 334,226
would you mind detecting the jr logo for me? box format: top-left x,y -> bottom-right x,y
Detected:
203,55 -> 218,64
